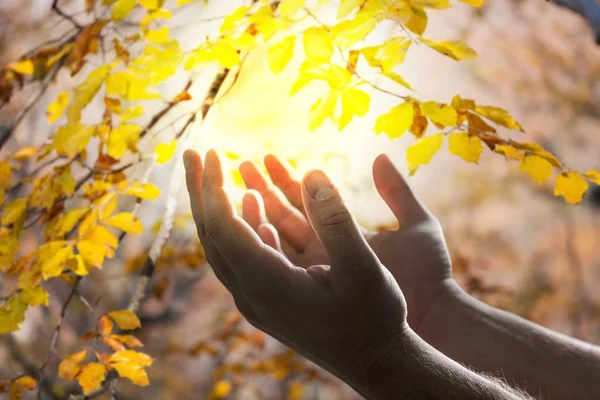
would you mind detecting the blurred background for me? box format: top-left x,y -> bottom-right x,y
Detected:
1,0 -> 600,398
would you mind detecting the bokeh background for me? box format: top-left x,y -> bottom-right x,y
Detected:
1,0 -> 600,398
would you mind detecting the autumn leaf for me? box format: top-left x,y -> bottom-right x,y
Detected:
2,198 -> 27,225
279,0 -> 305,16
112,0 -> 136,21
475,105 -> 522,131
309,94 -> 337,132
77,363 -> 106,394
303,27 -> 334,65
154,140 -> 177,164
331,14 -> 377,48
109,350 -> 154,386
47,91 -> 70,124
211,380 -> 232,399
53,123 -> 96,157
103,212 -> 144,234
6,60 -> 34,75
14,376 -> 36,391
520,155 -> 553,184
67,64 -> 114,123
361,37 -> 410,72
448,132 -> 483,164
268,36 -> 296,74
420,102 -> 457,127
108,310 -> 141,330
58,349 -> 88,381
421,38 -> 477,61
374,101 -> 414,140
107,124 -> 142,159
338,87 -> 370,131
124,183 -> 161,200
406,133 -> 443,175
555,172 -> 588,204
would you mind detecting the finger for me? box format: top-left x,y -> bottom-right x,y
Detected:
264,154 -> 304,212
242,190 -> 267,232
301,170 -> 378,273
184,150 -> 241,292
203,150 -> 295,283
239,161 -> 312,252
183,150 -> 205,235
257,223 -> 283,252
373,154 -> 428,226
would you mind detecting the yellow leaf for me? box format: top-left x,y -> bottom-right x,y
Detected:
331,14 -> 377,48
382,71 -> 412,90
361,37 -> 410,72
140,8 -> 173,29
0,297 -> 28,334
47,91 -> 70,124
584,170 -> 600,185
110,334 -> 143,347
309,94 -> 337,132
146,27 -> 169,44
555,172 -> 588,204
107,124 -> 142,159
303,27 -> 333,64
374,101 -> 414,139
220,6 -> 250,33
77,240 -> 106,268
410,0 -> 450,9
154,140 -> 176,164
338,87 -> 370,131
211,380 -> 232,398
78,363 -> 106,394
106,71 -> 161,101
124,183 -> 161,200
112,0 -> 136,21
58,349 -> 88,381
459,0 -> 484,7
520,155 -> 553,184
268,36 -> 296,74
6,60 -> 34,75
406,133 -> 443,175
108,310 -> 141,330
474,105 -> 521,130
109,350 -> 154,386
53,123 -> 96,158
13,146 -> 38,160
2,198 -> 27,225
20,286 -> 49,307
279,0 -> 305,16
103,212 -> 144,234
67,64 -> 113,123
120,106 -> 144,122
448,132 -> 483,164
421,38 -> 477,61
14,376 -> 37,391
138,0 -> 163,10
420,102 -> 457,127
337,0 -> 363,19
39,241 -> 74,280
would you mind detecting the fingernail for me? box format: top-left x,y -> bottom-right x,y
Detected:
305,170 -> 334,200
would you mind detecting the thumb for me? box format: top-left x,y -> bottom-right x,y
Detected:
301,170 -> 377,270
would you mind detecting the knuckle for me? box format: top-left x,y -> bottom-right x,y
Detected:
318,205 -> 352,229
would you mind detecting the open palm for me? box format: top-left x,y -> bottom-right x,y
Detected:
239,154 -> 453,331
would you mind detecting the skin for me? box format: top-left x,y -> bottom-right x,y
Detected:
183,149 -> 526,400
236,153 -> 600,399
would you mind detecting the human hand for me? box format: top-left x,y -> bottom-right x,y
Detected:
239,154 -> 453,334
183,149 -> 409,397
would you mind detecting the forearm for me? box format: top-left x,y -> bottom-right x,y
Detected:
359,329 -> 529,400
418,281 -> 600,399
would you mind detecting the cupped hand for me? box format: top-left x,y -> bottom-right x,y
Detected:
183,150 -> 409,397
239,154 -> 453,333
